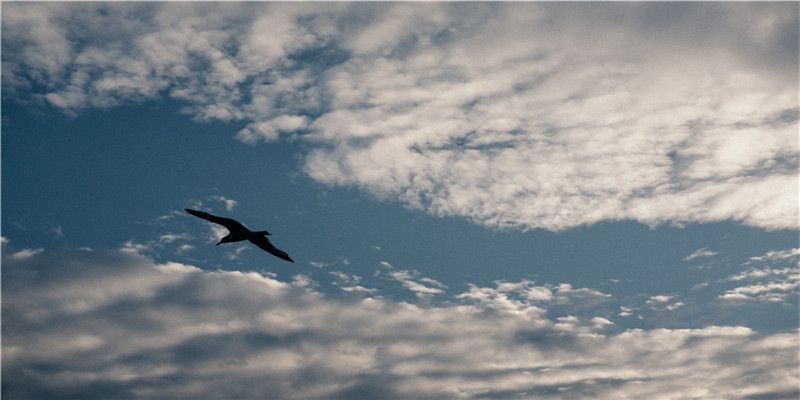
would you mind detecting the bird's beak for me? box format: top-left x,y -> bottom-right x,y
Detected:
216,241 -> 222,246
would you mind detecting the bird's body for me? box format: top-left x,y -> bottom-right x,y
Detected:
185,209 -> 294,262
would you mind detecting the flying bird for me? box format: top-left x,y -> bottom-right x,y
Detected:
185,208 -> 294,262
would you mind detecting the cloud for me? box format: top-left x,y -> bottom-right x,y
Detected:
748,248 -> 800,263
236,115 -> 310,144
209,195 -> 238,211
683,247 -> 719,261
719,248 -> 800,303
380,261 -> 447,297
647,295 -> 673,303
3,3 -> 798,232
456,280 -> 611,317
159,233 -> 192,243
302,3 -> 798,232
2,246 -> 798,399
329,271 -> 377,293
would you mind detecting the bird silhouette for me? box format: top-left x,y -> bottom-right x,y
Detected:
185,209 -> 294,262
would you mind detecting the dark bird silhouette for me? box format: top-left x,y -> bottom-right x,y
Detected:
185,209 -> 294,262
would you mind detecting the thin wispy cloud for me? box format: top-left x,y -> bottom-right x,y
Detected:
719,248 -> 800,303
748,248 -> 800,263
210,195 -> 238,212
3,2 -> 797,232
683,247 -> 719,261
330,270 -> 377,293
381,261 -> 447,297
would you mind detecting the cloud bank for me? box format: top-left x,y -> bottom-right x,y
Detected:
3,2 -> 798,231
3,246 -> 798,399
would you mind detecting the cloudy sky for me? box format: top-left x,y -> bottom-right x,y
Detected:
2,2 -> 798,399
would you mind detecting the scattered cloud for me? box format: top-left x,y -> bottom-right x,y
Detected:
159,233 -> 192,243
3,3 -> 797,232
683,247 -> 719,261
384,265 -> 447,297
210,195 -> 238,212
236,115 -> 310,144
330,270 -> 377,293
50,225 -> 64,239
719,248 -> 800,303
121,239 -> 154,254
209,225 -> 229,243
720,281 -> 800,303
8,247 -> 45,260
728,267 -> 798,282
456,280 -> 611,317
647,295 -> 673,303
748,248 -> 800,263
2,246 -> 797,399
225,245 -> 250,261
176,244 -> 195,254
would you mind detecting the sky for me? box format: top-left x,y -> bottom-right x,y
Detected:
1,2 -> 799,399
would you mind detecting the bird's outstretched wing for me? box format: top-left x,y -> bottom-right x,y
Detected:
249,235 -> 294,263
185,209 -> 249,233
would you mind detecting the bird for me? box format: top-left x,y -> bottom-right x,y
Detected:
185,208 -> 294,262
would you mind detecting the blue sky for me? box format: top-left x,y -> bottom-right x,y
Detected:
2,2 -> 798,399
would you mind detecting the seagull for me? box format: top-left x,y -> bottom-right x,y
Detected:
185,209 -> 294,262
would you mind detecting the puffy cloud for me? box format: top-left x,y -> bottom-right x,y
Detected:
3,3 -> 798,231
302,3 -> 798,231
2,246 -> 798,399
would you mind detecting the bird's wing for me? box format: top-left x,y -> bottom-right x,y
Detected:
249,236 -> 294,263
185,209 -> 248,232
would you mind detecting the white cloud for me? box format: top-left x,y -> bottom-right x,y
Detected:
3,3 -> 798,232
210,195 -> 238,211
683,247 -> 719,261
2,246 -> 798,399
719,248 -> 800,303
720,281 -> 800,302
592,316 -> 614,328
647,295 -> 673,304
176,244 -> 195,254
159,233 -> 192,243
208,225 -> 229,243
9,247 -> 45,259
456,280 -> 610,317
728,267 -> 798,282
748,248 -> 800,263
385,267 -> 446,297
236,115 -> 310,144
330,271 -> 377,293
300,3 -> 799,232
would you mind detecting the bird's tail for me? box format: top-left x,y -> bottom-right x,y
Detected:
252,230 -> 271,236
